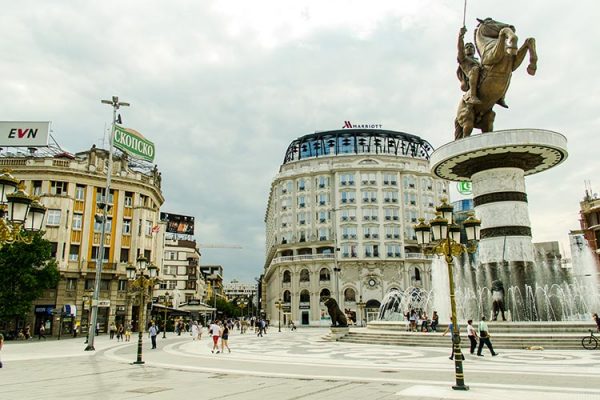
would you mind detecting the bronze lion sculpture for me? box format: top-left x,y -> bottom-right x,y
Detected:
323,297 -> 348,327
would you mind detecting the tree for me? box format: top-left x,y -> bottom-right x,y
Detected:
0,233 -> 59,331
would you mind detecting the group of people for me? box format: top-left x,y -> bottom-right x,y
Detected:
405,310 -> 439,332
443,316 -> 498,359
108,322 -> 131,342
208,320 -> 231,353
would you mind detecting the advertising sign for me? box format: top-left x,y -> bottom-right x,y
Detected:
160,212 -> 195,235
113,125 -> 155,162
0,121 -> 50,147
457,181 -> 473,195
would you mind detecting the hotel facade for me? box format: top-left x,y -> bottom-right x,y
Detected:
262,128 -> 448,326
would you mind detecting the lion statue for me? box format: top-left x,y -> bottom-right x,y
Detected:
491,279 -> 507,321
323,297 -> 348,327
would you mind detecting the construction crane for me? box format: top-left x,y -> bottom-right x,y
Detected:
197,244 -> 242,249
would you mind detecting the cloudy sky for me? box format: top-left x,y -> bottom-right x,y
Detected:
2,1 -> 598,282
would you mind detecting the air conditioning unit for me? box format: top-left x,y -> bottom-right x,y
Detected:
319,184 -> 325,188
319,219 -> 326,223
385,216 -> 391,220
319,201 -> 326,205
350,216 -> 356,221
349,198 -> 355,203
341,199 -> 348,203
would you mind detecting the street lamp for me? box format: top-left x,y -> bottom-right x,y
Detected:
126,256 -> 158,365
356,295 -> 366,327
0,171 -> 47,246
276,298 -> 282,332
162,291 -> 171,339
86,96 -> 130,352
414,199 -> 481,391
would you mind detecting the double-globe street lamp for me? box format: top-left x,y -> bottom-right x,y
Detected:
0,171 -> 47,246
162,291 -> 171,339
126,256 -> 158,365
413,199 -> 481,392
275,298 -> 283,332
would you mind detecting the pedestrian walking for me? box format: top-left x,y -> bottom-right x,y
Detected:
221,324 -> 231,353
209,321 -> 221,353
191,321 -> 199,340
477,316 -> 498,357
593,313 -> 600,332
0,332 -> 4,368
149,322 -> 159,349
109,322 -> 117,339
467,319 -> 479,354
38,324 -> 46,340
442,322 -> 460,360
116,324 -> 124,342
24,325 -> 31,340
125,322 -> 132,342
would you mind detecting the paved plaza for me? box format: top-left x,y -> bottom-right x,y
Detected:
1,328 -> 599,399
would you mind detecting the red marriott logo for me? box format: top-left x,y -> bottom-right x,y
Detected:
342,121 -> 383,129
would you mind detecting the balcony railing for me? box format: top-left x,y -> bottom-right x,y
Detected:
271,253 -> 335,265
86,261 -> 118,271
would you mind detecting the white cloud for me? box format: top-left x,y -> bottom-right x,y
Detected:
2,0 -> 599,281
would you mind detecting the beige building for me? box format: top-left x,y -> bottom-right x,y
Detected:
157,239 -> 204,306
2,145 -> 165,335
262,129 -> 446,326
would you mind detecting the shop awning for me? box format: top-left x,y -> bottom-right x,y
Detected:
178,302 -> 215,312
62,304 -> 77,316
151,304 -> 191,316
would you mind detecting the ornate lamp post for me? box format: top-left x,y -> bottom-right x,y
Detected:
126,256 -> 158,365
276,299 -> 282,332
162,292 -> 171,339
0,171 -> 47,246
414,199 -> 481,392
356,295 -> 366,327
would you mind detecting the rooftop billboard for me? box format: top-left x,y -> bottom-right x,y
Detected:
160,212 -> 195,235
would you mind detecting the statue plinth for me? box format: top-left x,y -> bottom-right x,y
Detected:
430,129 -> 567,267
329,326 -> 350,341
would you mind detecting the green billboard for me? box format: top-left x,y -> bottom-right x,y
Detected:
114,125 -> 155,162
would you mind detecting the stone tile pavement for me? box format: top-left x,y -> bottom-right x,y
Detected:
1,328 -> 599,399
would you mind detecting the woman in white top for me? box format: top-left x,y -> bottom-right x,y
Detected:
467,319 -> 479,355
191,321 -> 199,340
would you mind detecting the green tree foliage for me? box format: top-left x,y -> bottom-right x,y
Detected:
208,296 -> 245,318
0,233 -> 59,324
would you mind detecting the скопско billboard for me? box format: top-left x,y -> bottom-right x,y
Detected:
160,212 -> 194,235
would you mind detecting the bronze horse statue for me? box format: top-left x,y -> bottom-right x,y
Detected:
455,18 -> 538,139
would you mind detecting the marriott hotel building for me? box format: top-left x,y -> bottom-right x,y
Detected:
262,128 -> 448,326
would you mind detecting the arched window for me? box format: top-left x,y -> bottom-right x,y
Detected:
283,290 -> 291,302
319,288 -> 331,301
365,299 -> 381,309
319,268 -> 330,281
344,288 -> 356,302
300,289 -> 310,302
300,269 -> 310,282
414,267 -> 421,282
282,270 -> 291,283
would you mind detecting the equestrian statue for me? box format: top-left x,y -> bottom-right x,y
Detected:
454,17 -> 538,139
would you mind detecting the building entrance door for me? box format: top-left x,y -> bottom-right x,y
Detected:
301,311 -> 309,325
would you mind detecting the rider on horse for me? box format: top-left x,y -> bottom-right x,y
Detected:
457,27 -> 508,109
